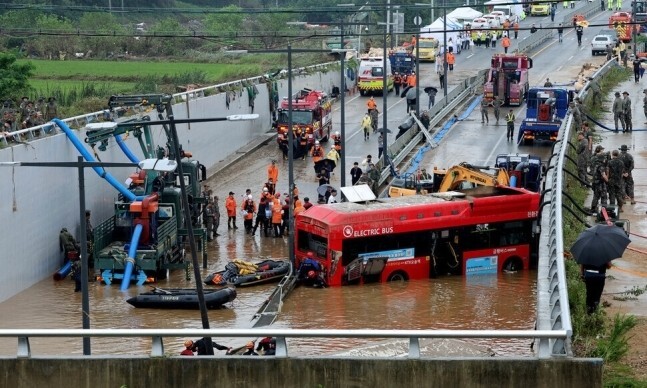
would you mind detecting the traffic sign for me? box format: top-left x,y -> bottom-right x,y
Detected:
413,15 -> 423,26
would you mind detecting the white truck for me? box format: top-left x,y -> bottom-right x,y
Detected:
484,0 -> 524,23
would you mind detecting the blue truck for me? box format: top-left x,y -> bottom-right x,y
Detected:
388,48 -> 415,76
518,87 -> 571,145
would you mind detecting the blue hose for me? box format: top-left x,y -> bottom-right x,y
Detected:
114,134 -> 141,164
53,119 -> 142,202
510,175 -> 518,188
120,223 -> 143,291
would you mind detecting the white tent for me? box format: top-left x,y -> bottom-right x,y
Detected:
446,7 -> 483,23
419,17 -> 461,44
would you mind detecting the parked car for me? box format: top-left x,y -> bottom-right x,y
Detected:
471,17 -> 491,29
482,14 -> 502,28
591,34 -> 615,55
530,3 -> 550,16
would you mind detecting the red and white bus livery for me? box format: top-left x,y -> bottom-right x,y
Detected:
294,186 -> 540,287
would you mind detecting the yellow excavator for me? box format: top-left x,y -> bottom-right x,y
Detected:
388,163 -> 510,197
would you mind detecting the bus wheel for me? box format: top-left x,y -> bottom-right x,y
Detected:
387,271 -> 408,282
502,258 -> 523,272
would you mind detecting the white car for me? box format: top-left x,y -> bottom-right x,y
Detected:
482,14 -> 502,28
591,34 -> 615,55
471,17 -> 490,29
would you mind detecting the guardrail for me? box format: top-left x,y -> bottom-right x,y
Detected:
0,61 -> 337,147
0,328 -> 568,358
375,69 -> 488,185
535,58 -> 617,357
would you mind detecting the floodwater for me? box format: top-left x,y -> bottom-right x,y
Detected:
0,231 -> 537,357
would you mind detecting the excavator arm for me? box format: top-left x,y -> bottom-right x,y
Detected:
437,163 -> 510,192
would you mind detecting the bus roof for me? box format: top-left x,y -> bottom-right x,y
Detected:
297,186 -> 539,235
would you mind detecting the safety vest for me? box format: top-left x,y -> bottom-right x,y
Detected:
506,113 -> 515,122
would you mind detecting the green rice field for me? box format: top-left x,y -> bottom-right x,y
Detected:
29,79 -> 133,95
21,59 -> 268,83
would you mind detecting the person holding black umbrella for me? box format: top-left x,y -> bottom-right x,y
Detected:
571,224 -> 631,314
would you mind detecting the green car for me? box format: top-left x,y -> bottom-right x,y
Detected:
530,4 -> 550,16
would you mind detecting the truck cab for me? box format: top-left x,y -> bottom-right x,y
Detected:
484,54 -> 532,106
518,87 -> 571,145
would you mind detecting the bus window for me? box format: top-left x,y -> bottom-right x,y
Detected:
297,231 -> 328,258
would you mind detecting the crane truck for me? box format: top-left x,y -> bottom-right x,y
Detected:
86,94 -> 210,285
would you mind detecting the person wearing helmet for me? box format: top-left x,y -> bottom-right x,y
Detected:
332,131 -> 342,151
311,140 -> 325,173
297,252 -> 327,288
242,341 -> 259,356
180,340 -> 195,356
241,195 -> 256,234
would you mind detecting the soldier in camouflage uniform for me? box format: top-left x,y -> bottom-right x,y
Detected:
607,150 -> 625,212
588,145 -> 609,212
618,144 -> 635,204
590,81 -> 602,106
622,91 -> 632,132
203,200 -> 216,241
570,101 -> 582,129
612,92 -> 625,132
576,132 -> 589,184
492,96 -> 502,124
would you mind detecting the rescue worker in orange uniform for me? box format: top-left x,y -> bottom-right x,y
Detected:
446,52 -> 455,71
366,96 -> 377,113
407,71 -> 417,87
271,193 -> 283,238
331,131 -> 342,151
393,72 -> 402,96
241,195 -> 256,234
311,140 -> 325,174
267,160 -> 279,183
225,191 -> 238,230
501,36 -> 511,54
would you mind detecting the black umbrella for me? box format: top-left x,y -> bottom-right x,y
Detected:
400,85 -> 412,98
405,87 -> 419,100
314,158 -> 336,172
376,127 -> 392,134
424,86 -> 438,93
570,224 -> 631,267
317,184 -> 336,196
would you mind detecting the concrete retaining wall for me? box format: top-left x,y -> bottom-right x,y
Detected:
0,357 -> 602,388
0,67 -> 341,303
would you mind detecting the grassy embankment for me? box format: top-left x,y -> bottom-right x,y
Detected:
19,53 -> 330,116
561,66 -> 647,386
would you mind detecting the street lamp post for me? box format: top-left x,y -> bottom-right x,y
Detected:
443,1 -> 448,97
340,29 -> 346,187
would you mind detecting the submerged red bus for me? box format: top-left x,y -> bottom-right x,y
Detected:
294,186 -> 540,287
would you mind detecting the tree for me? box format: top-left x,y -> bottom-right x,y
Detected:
249,12 -> 294,49
203,5 -> 245,47
77,12 -> 127,58
0,53 -> 35,100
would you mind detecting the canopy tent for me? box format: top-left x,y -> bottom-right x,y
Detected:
446,7 -> 483,23
419,17 -> 461,45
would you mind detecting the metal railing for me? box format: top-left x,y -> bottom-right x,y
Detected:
0,328 -> 568,358
535,58 -> 617,357
375,70 -> 487,185
0,61 -> 337,147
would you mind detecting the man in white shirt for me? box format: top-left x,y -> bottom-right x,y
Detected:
327,189 -> 339,204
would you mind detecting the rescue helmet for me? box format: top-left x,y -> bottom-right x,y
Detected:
307,270 -> 316,279
248,195 -> 253,200
315,140 -> 320,145
307,251 -> 314,258
246,341 -> 254,349
184,340 -> 193,348
263,187 -> 269,192
335,131 -> 340,136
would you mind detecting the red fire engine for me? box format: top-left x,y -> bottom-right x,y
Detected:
483,54 -> 532,106
276,88 -> 333,146
609,12 -> 635,43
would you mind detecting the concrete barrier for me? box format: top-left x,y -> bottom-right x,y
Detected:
0,357 -> 602,388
